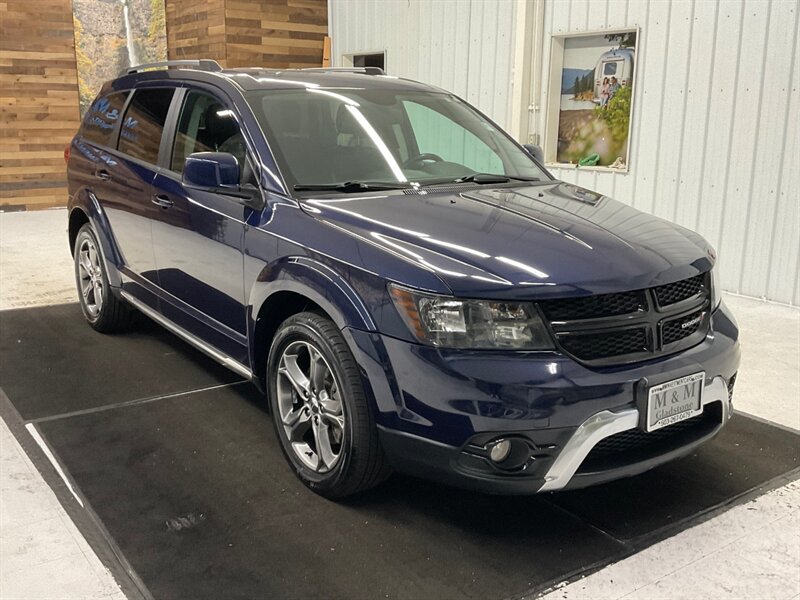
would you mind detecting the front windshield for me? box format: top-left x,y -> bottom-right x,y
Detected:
244,86 -> 549,191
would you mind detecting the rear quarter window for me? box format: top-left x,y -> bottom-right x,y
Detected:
81,92 -> 128,147
118,88 -> 175,164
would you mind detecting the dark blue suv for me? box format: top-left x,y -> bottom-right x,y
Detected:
66,60 -> 740,497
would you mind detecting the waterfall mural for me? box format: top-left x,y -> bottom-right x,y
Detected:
72,0 -> 167,115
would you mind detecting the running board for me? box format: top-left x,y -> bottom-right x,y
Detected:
120,291 -> 253,381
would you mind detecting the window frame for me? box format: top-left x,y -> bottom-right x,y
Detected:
341,50 -> 387,71
158,84 -> 262,191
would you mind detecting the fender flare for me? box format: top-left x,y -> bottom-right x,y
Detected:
248,256 -> 376,334
69,189 -> 124,288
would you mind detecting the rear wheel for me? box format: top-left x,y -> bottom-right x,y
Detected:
267,312 -> 390,498
73,224 -> 134,332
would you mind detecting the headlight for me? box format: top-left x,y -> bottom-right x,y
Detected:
389,284 -> 554,350
710,266 -> 721,311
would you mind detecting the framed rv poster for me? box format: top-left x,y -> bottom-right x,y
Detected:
544,28 -> 638,171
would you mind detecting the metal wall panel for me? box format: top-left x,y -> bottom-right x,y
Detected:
539,0 -> 800,305
329,0 -> 799,305
329,0 -> 517,138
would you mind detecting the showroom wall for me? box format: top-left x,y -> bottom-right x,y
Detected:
329,0 -> 799,306
166,0 -> 327,68
1,0 -> 327,211
0,1 -> 82,210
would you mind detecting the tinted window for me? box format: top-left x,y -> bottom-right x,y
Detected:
82,92 -> 128,147
603,62 -> 618,75
245,89 -> 547,189
403,101 -> 504,174
118,88 -> 175,164
171,91 -> 246,175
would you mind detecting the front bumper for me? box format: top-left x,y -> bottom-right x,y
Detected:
344,301 -> 740,494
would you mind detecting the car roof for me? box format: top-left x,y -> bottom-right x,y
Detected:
110,67 -> 445,95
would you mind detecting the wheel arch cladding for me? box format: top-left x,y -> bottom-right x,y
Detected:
68,207 -> 89,254
68,191 -> 124,288
249,256 -> 377,387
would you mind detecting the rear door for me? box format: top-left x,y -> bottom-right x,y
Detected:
98,86 -> 176,307
150,87 -> 253,364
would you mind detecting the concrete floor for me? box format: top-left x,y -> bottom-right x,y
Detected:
1,208 -> 798,599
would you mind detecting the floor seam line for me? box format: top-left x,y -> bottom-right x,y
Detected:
25,380 -> 248,424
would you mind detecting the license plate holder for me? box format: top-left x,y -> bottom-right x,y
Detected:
645,372 -> 705,432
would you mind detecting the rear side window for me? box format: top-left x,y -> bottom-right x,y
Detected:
118,88 -> 175,164
82,92 -> 128,147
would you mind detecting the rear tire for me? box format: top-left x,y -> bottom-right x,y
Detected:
267,311 -> 390,498
73,223 -> 134,333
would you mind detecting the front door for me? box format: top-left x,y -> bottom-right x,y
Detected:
150,89 -> 253,363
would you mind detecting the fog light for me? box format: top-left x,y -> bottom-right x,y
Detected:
489,439 -> 512,463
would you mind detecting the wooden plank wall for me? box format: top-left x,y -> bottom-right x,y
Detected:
0,0 -> 81,211
165,0 -> 227,65
0,0 -> 328,210
165,0 -> 327,69
224,0 -> 328,68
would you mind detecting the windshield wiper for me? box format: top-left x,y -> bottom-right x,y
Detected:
455,173 -> 541,184
293,181 -> 411,193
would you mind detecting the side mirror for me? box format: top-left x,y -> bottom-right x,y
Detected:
183,152 -> 240,190
182,152 -> 263,210
523,144 -> 544,163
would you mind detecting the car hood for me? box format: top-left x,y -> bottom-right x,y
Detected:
302,182 -> 715,299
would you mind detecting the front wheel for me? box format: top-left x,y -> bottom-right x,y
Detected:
267,312 -> 390,498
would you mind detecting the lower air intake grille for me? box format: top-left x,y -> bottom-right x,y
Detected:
577,402 -> 722,474
558,328 -> 648,361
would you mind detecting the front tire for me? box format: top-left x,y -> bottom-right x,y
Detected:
73,224 -> 134,333
267,312 -> 390,498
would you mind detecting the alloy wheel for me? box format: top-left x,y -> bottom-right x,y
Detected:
77,237 -> 104,318
276,340 -> 345,473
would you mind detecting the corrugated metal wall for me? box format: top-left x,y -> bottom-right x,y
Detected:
329,0 -> 517,139
329,0 -> 800,305
537,0 -> 800,306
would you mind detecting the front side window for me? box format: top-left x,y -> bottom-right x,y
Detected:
82,92 -> 128,147
244,87 -> 548,191
118,88 -> 175,164
171,90 -> 247,177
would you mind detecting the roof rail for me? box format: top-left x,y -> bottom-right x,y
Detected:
123,59 -> 223,76
300,66 -> 386,76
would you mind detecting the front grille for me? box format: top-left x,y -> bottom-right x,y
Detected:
662,309 -> 704,345
577,402 -> 722,474
538,272 -> 711,366
539,290 -> 644,321
559,328 -> 648,361
653,273 -> 705,306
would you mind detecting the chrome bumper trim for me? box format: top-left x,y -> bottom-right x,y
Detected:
539,376 -> 731,492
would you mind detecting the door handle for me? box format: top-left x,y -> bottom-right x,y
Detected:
151,194 -> 174,209
94,169 -> 111,181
